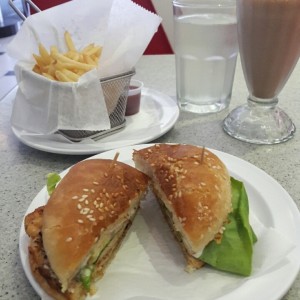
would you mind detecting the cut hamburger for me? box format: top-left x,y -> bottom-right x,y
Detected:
133,143 -> 256,275
24,158 -> 149,300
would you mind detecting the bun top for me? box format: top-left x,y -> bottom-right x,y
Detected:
133,144 -> 232,256
42,159 -> 149,289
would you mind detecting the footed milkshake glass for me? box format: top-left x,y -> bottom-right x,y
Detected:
223,0 -> 300,144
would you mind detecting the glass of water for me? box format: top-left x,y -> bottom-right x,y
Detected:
173,0 -> 238,114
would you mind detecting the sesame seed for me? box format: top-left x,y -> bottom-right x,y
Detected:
105,192 -> 110,198
104,172 -> 108,177
77,204 -> 82,210
66,237 -> 73,242
80,208 -> 90,215
72,196 -> 79,200
93,181 -> 99,185
91,189 -> 95,193
99,202 -> 104,208
82,194 -> 88,198
83,189 -> 89,192
78,219 -> 84,224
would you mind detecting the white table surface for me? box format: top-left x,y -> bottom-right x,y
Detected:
0,54 -> 299,299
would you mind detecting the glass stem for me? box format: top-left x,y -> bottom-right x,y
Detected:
247,94 -> 278,108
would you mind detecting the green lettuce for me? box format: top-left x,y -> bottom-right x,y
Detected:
46,172 -> 61,195
199,177 -> 257,276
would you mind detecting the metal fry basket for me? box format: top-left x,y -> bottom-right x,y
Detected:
9,0 -> 136,142
58,69 -> 135,142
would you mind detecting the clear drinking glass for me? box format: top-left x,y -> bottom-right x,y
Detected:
173,0 -> 238,114
223,0 -> 300,144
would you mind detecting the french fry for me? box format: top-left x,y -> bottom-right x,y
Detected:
32,64 -> 42,75
38,43 -> 52,65
64,31 -> 76,52
61,69 -> 80,82
32,31 -> 102,82
53,53 -> 95,71
50,46 -> 59,56
55,70 -> 73,82
42,72 -> 55,80
85,45 -> 102,56
65,51 -> 80,61
83,53 -> 96,66
81,43 -> 95,54
33,54 -> 45,66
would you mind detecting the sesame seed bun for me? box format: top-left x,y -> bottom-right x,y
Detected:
25,158 -> 149,299
133,144 -> 232,271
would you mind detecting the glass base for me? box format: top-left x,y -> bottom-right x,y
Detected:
179,100 -> 229,114
223,101 -> 296,144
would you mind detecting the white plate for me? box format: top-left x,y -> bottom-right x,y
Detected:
12,88 -> 179,155
19,145 -> 300,300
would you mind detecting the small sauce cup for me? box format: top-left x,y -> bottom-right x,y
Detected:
125,79 -> 143,116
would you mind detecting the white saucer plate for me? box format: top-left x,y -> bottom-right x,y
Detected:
12,88 -> 179,155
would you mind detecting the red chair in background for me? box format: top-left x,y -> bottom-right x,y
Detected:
29,0 -> 71,12
132,0 -> 173,54
26,0 -> 71,14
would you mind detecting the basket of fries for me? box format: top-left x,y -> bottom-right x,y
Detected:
31,31 -> 135,141
7,0 -> 161,140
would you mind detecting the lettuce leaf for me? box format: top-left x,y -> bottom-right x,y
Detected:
199,177 -> 256,276
46,173 -> 61,195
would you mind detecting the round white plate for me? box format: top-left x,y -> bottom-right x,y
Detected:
12,88 -> 179,155
19,145 -> 300,300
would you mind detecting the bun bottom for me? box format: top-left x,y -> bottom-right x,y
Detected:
152,185 -> 204,272
26,206 -> 139,300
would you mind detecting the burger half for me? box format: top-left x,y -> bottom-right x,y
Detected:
24,158 -> 149,300
133,143 -> 256,276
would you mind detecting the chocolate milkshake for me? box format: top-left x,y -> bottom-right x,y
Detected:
237,0 -> 300,99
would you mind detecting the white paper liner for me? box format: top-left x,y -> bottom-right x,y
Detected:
7,0 -> 162,134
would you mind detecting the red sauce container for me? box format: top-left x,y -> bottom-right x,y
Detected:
125,79 -> 143,116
